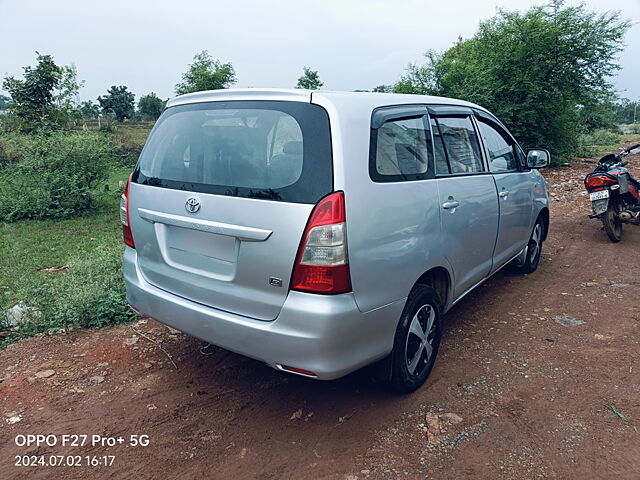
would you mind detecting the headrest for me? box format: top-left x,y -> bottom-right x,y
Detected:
283,141 -> 303,155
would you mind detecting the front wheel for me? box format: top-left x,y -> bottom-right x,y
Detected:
513,217 -> 544,274
601,201 -> 623,242
388,287 -> 443,393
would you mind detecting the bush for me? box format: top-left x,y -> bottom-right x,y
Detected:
0,131 -> 114,221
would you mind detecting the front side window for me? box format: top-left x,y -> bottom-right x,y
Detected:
478,121 -> 518,173
133,101 -> 332,204
370,115 -> 433,182
432,116 -> 484,174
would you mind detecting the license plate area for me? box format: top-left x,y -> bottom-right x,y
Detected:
589,190 -> 610,201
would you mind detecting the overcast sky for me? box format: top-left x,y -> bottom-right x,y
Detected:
1,0 -> 638,103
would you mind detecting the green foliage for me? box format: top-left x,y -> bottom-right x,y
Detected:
372,85 -> 393,93
79,100 -> 100,119
109,128 -> 149,166
613,98 -> 638,124
0,95 -> 10,109
295,66 -> 323,90
137,92 -> 166,120
577,128 -> 621,156
394,1 -> 630,163
393,51 -> 441,95
98,85 -> 135,121
10,246 -> 135,333
0,131 -> 114,221
52,64 -> 84,127
175,50 -> 236,95
0,192 -> 137,346
2,53 -> 63,132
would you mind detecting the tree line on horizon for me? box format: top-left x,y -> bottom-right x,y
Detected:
0,0 -> 636,160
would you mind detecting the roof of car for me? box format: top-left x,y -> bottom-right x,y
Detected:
166,88 -> 487,114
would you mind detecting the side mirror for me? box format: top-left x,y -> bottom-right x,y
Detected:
526,149 -> 550,168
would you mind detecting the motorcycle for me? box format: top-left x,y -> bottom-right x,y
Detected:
584,143 -> 640,242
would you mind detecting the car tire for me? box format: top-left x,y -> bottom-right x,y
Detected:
513,217 -> 544,274
388,287 -> 443,393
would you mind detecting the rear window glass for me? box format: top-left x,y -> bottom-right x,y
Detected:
133,101 -> 332,204
369,114 -> 433,182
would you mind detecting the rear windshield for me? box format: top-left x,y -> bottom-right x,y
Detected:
133,100 -> 333,203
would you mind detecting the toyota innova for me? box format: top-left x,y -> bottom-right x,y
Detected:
123,89 -> 550,392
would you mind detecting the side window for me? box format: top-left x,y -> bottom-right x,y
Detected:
371,115 -> 433,182
433,116 -> 484,174
430,118 -> 450,175
477,121 -> 518,173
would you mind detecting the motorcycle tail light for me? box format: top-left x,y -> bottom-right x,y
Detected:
585,176 -> 616,190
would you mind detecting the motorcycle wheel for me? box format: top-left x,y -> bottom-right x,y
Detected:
601,201 -> 623,242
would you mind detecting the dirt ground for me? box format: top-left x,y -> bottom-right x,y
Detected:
2,151 -> 640,480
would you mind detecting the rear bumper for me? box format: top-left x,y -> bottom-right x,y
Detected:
123,247 -> 405,380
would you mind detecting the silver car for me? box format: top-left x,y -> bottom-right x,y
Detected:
122,89 -> 549,392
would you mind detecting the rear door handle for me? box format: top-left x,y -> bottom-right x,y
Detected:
499,190 -> 510,199
442,200 -> 460,210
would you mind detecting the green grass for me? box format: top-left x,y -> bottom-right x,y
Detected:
0,164 -> 135,347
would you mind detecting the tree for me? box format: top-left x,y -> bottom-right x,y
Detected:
0,94 -> 10,109
372,85 -> 393,93
393,51 -> 441,95
295,67 -> 323,90
175,51 -> 236,95
52,64 -> 84,126
97,86 -> 135,121
2,52 -> 62,131
394,1 -> 630,161
137,92 -> 166,120
79,100 -> 100,119
613,98 -> 638,124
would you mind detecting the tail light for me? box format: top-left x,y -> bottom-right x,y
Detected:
120,174 -> 135,248
291,191 -> 351,294
585,175 -> 616,190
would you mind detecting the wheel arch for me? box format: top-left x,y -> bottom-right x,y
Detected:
412,267 -> 452,311
538,207 -> 550,241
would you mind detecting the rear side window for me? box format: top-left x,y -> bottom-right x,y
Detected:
432,116 -> 484,174
477,120 -> 518,173
370,115 -> 433,182
133,101 -> 332,204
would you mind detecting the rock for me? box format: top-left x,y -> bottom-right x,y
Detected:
290,409 -> 303,420
166,326 -> 180,335
425,412 -> 441,445
553,314 -> 585,327
89,375 -> 105,384
5,302 -> 41,327
35,369 -> 55,378
147,404 -> 157,410
38,265 -> 69,274
443,412 -> 463,424
97,362 -> 109,368
594,334 -> 606,340
5,414 -> 23,425
124,335 -> 139,346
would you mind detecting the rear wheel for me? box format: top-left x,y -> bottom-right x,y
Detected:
388,287 -> 443,393
601,201 -> 623,242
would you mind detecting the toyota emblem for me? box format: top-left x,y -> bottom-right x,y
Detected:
185,197 -> 201,213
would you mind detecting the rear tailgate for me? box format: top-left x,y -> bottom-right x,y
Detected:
129,99 -> 332,321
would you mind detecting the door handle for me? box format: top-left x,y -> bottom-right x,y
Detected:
442,200 -> 460,210
499,190 -> 509,199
